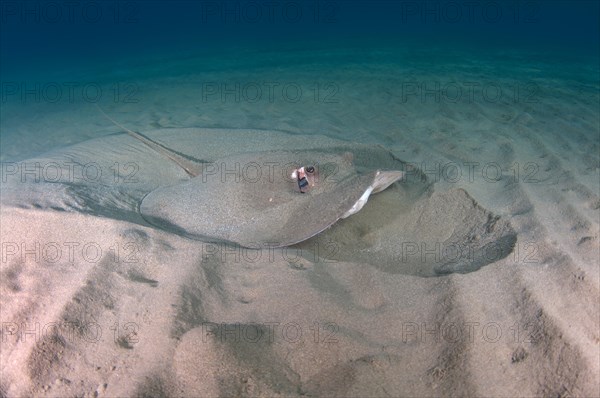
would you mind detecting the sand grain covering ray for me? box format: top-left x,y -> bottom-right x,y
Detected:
1,128 -> 409,247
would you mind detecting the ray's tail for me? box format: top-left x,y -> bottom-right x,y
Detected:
95,104 -> 204,177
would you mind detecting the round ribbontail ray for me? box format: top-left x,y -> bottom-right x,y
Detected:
139,150 -> 404,248
0,119 -> 517,274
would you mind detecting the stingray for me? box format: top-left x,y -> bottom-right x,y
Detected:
1,111 -> 518,275
96,110 -> 405,248
139,152 -> 403,248
134,147 -> 404,248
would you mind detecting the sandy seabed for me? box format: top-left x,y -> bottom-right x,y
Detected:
1,46 -> 599,397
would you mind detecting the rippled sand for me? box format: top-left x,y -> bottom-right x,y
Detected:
1,46 -> 598,397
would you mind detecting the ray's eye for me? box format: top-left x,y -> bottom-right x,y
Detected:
306,166 -> 315,174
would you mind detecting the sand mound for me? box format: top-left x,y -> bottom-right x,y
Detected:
300,188 -> 517,277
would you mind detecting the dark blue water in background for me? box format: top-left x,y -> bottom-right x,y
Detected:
1,0 -> 598,162
1,0 -> 599,79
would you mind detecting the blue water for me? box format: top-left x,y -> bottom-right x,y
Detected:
1,1 -> 598,77
0,1 -> 598,161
